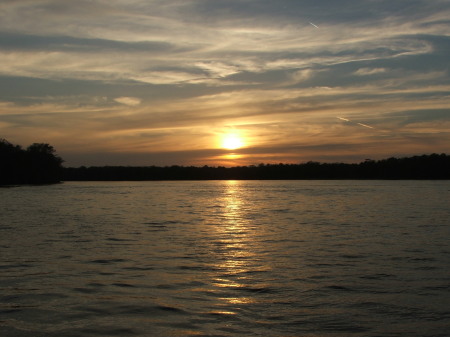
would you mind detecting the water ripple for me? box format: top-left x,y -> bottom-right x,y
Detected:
1,180 -> 449,337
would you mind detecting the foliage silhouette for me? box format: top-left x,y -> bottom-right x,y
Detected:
0,139 -> 64,185
63,154 -> 450,181
2,138 -> 447,183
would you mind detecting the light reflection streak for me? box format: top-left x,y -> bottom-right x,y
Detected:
210,181 -> 268,307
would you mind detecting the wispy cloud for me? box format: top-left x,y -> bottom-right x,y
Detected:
0,0 -> 449,166
114,97 -> 142,106
354,68 -> 387,76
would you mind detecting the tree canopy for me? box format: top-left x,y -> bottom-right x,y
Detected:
2,138 -> 448,184
63,154 -> 450,181
0,139 -> 64,185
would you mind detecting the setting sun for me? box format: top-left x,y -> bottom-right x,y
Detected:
221,133 -> 244,150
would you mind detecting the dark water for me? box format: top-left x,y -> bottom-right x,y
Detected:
1,180 -> 449,336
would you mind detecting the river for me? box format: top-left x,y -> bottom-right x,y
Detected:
1,180 -> 449,336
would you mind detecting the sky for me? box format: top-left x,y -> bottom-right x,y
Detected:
0,0 -> 449,167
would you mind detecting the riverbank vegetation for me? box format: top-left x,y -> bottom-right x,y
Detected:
0,139 -> 64,185
64,154 -> 450,181
2,138 -> 448,184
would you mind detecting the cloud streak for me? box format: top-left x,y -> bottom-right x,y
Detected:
0,0 -> 449,166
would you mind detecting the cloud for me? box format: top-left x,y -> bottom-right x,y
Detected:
195,62 -> 240,78
354,68 -> 387,76
1,0 -> 450,166
0,0 -> 443,88
114,96 -> 142,106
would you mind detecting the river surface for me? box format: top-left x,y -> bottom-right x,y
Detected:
1,180 -> 449,336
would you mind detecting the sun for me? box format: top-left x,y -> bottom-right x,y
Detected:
221,133 -> 244,150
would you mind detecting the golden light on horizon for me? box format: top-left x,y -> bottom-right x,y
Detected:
221,133 -> 244,150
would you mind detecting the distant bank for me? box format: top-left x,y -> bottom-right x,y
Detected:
2,139 -> 449,185
63,154 -> 450,181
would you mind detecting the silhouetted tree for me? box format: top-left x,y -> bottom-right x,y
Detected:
0,139 -> 64,185
62,154 -> 450,181
25,143 -> 64,184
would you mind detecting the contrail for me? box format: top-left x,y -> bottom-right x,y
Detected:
337,116 -> 350,122
337,117 -> 375,129
309,22 -> 319,29
357,122 -> 374,129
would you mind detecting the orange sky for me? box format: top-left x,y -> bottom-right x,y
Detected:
0,1 -> 449,166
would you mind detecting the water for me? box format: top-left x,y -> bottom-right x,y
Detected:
1,180 -> 449,336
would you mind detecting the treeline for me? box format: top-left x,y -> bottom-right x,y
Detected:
0,139 -> 64,185
2,137 -> 448,183
63,153 -> 450,181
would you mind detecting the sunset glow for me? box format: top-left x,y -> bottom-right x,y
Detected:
0,1 -> 449,167
221,133 -> 244,151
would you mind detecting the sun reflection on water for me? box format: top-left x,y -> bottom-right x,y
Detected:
211,180 -> 269,307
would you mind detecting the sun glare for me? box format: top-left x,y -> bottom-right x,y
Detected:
222,133 -> 244,150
